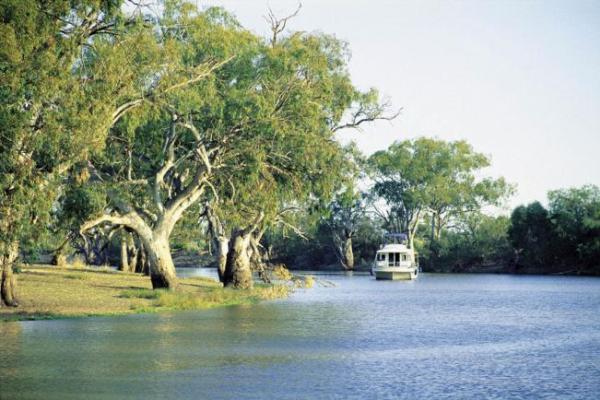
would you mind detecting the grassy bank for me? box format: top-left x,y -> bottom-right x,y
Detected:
0,265 -> 288,321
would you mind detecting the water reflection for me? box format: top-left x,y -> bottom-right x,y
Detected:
1,273 -> 600,399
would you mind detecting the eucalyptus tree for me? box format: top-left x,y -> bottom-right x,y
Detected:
323,184 -> 368,271
422,140 -> 512,244
367,139 -> 434,249
317,143 -> 368,271
202,23 -> 396,288
203,111 -> 346,288
0,0 -> 160,306
368,138 -> 511,250
77,3 -> 396,290
77,5 -> 250,290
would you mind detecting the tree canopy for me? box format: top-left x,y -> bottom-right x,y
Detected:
367,138 -> 512,249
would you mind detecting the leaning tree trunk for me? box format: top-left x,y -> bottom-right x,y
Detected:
223,229 -> 253,289
79,146 -> 214,290
81,214 -> 180,289
143,231 -> 178,290
204,205 -> 229,283
249,231 -> 271,283
0,241 -> 19,307
342,236 -> 354,271
334,228 -> 354,271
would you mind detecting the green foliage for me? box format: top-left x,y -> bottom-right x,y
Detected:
123,283 -> 288,310
507,185 -> 600,274
81,3 -> 374,244
0,0 -> 151,252
508,201 -> 554,269
420,213 -> 512,272
180,11 -> 384,238
59,182 -> 107,231
367,138 -> 512,246
120,288 -> 163,299
548,185 -> 600,271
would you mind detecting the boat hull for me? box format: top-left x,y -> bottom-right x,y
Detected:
374,268 -> 418,280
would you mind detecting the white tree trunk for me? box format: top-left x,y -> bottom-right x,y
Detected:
342,236 -> 354,270
119,232 -> 129,272
144,231 -> 178,290
0,241 -> 19,307
224,230 -> 253,289
216,237 -> 229,283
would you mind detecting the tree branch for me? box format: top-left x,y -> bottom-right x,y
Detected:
79,210 -> 150,240
154,116 -> 179,213
333,106 -> 402,132
110,56 -> 235,127
264,3 -> 302,46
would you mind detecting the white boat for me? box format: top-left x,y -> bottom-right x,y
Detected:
372,233 -> 419,280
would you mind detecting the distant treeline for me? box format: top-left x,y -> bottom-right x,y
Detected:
270,184 -> 600,276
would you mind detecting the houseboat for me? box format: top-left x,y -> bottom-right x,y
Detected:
372,233 -> 419,280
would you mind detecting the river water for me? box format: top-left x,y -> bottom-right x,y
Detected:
1,271 -> 600,399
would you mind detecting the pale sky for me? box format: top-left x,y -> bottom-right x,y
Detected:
200,0 -> 600,208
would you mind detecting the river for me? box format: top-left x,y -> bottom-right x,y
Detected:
1,271 -> 600,399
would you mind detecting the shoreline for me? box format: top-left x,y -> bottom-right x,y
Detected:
0,265 -> 288,322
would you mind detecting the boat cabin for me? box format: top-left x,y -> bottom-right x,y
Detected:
376,251 -> 412,267
374,233 -> 419,268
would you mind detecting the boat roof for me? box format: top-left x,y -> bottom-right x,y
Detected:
377,243 -> 411,253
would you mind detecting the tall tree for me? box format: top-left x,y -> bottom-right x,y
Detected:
77,4 -> 248,290
422,140 -> 512,244
208,19 -> 395,287
368,138 -> 511,250
367,138 -> 436,249
0,0 -> 153,306
321,144 -> 368,271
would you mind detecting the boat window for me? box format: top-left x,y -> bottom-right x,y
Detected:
376,253 -> 386,262
402,254 -> 408,261
389,253 -> 400,267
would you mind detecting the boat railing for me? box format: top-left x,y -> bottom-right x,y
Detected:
387,261 -> 412,267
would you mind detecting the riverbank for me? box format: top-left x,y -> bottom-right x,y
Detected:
0,265 -> 288,322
